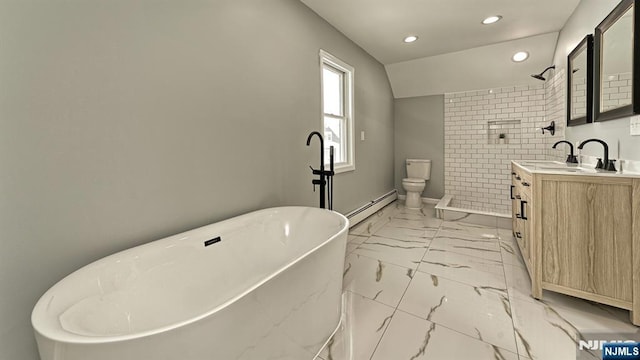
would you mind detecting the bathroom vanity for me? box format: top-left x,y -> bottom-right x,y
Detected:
511,160 -> 640,325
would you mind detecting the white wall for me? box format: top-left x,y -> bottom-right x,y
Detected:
0,1 -> 394,359
394,95 -> 444,199
555,0 -> 640,160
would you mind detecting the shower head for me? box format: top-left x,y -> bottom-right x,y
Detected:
530,65 -> 556,81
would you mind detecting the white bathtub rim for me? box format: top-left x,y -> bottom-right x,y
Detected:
32,207 -> 349,345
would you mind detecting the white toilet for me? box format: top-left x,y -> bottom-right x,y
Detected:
402,159 -> 431,210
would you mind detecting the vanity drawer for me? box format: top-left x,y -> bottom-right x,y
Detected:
519,171 -> 532,195
511,166 -> 533,197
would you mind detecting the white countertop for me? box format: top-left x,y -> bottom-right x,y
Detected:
512,160 -> 640,178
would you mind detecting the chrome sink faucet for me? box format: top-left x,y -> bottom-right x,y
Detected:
577,138 -> 616,171
552,140 -> 578,163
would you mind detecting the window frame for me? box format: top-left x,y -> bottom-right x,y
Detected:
320,49 -> 355,173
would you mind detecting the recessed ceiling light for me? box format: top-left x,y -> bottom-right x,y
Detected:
512,51 -> 529,62
482,15 -> 502,25
403,35 -> 418,43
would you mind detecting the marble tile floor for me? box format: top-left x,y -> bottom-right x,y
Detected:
317,201 -> 639,360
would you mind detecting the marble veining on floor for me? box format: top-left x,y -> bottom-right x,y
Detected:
317,201 -> 639,360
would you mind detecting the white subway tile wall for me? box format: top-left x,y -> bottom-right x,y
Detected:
487,120 -> 521,145
571,72 -> 632,119
545,69 -> 566,161
570,77 -> 587,119
444,71 -> 566,215
601,72 -> 632,112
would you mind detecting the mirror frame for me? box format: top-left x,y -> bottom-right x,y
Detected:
567,34 -> 594,126
594,0 -> 640,122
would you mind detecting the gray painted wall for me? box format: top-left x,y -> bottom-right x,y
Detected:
0,1 -> 394,358
554,0 -> 640,160
394,95 -> 444,199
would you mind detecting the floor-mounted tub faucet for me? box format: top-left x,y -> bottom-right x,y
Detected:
552,140 -> 578,163
577,138 -> 616,171
306,131 -> 334,209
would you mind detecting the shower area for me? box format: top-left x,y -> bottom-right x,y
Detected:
438,72 -> 566,227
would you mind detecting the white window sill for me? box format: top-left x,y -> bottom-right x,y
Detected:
329,164 -> 355,174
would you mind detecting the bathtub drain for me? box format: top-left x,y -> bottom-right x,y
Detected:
204,236 -> 222,247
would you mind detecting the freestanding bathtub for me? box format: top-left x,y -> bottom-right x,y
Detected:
32,207 -> 349,360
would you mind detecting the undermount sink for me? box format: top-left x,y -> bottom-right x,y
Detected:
517,161 -> 600,173
533,165 -> 598,173
514,160 -> 640,178
518,161 -> 567,167
537,166 -> 579,171
537,164 -> 576,169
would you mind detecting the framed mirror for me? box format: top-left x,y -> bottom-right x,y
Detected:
594,0 -> 640,122
567,34 -> 594,126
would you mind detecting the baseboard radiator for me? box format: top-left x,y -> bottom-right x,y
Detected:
344,189 -> 397,228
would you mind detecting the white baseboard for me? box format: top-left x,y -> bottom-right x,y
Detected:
397,194 -> 440,205
345,190 -> 397,228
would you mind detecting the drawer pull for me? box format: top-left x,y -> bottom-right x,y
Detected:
516,175 -> 521,180
515,232 -> 522,239
520,200 -> 528,220
522,182 -> 530,187
510,185 -> 515,199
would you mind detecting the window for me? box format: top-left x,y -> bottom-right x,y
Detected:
320,50 -> 354,173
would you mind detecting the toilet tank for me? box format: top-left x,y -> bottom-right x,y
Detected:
406,159 -> 431,180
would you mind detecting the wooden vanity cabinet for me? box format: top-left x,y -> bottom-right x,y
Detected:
510,162 -> 640,325
511,166 -> 533,278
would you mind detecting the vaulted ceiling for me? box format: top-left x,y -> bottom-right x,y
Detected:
301,0 -> 581,65
301,0 -> 583,97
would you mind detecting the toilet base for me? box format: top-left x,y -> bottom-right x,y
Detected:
405,191 -> 422,209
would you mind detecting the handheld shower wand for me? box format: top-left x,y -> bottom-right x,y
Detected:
328,146 -> 334,210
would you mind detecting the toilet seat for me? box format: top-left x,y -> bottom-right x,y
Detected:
402,178 -> 425,184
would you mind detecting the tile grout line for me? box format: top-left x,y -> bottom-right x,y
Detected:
363,206 -> 418,359
426,216 -> 521,356
498,226 -> 523,359
392,306 -> 520,357
367,209 -> 442,360
339,203 -> 400,360
341,203 -> 530,360
419,215 -> 521,357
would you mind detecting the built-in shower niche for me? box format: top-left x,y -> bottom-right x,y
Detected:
487,120 -> 521,145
